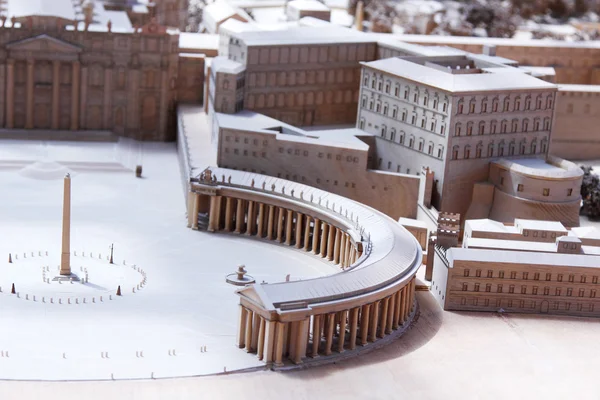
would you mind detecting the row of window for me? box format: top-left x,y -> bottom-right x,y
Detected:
247,90 -> 358,109
565,103 -> 594,115
499,179 -> 574,198
463,269 -> 598,283
224,148 -> 266,158
450,138 -> 548,160
454,117 -> 551,136
246,68 -> 358,88
362,73 -> 449,114
224,136 -> 268,146
462,282 -> 597,298
456,94 -> 554,115
376,159 -> 418,175
276,147 -> 360,163
360,97 -> 447,136
458,297 -> 595,312
245,43 -> 374,66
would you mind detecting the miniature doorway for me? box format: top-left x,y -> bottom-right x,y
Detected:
540,300 -> 549,313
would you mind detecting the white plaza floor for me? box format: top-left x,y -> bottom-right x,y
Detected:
0,140 -> 338,380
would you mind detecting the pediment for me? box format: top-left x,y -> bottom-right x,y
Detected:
6,34 -> 82,53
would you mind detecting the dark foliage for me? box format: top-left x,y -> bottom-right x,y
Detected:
580,166 -> 600,219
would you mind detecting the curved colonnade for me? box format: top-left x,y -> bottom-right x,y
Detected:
187,167 -> 422,368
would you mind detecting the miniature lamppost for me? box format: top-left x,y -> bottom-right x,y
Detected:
109,243 -> 114,264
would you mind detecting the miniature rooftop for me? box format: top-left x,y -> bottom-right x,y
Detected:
179,33 -> 220,53
394,33 -> 600,49
230,25 -> 376,46
361,55 -> 556,93
492,157 -> 583,180
211,56 -> 245,74
287,0 -> 330,11
447,247 -> 600,268
558,84 -> 600,92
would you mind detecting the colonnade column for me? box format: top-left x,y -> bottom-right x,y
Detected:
245,310 -> 254,352
369,301 -> 380,342
208,196 -> 221,232
327,226 -> 335,261
387,294 -> 396,334
256,203 -> 265,238
267,205 -> 275,240
285,210 -> 293,245
224,197 -> 233,231
276,208 -> 284,242
324,313 -> 335,356
359,304 -> 370,346
399,287 -> 406,324
349,307 -> 359,350
333,228 -> 341,265
293,319 -> 309,364
312,219 -> 321,254
274,322 -> 285,367
52,60 -> 60,129
295,212 -> 303,249
191,193 -> 200,230
303,216 -> 311,250
245,201 -> 255,235
264,320 -> 276,364
25,59 -> 34,129
257,317 -> 266,360
235,199 -> 244,233
392,290 -> 401,329
320,224 -> 329,258
337,310 -> 347,352
70,61 -> 80,131
311,315 -> 321,357
6,59 -> 14,129
237,305 -> 248,348
379,297 -> 389,339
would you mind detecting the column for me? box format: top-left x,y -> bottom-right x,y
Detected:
312,219 -> 321,254
379,298 -> 389,338
345,236 -> 352,267
274,322 -> 285,367
303,216 -> 311,251
369,301 -> 380,342
79,65 -> 88,129
409,279 -> 416,314
392,290 -> 401,329
400,287 -> 407,324
191,193 -> 200,230
207,196 -> 219,232
333,229 -> 341,265
319,224 -> 328,257
6,59 -> 14,129
359,304 -> 370,346
70,61 -> 80,130
267,205 -> 275,240
311,315 -> 321,357
337,310 -> 347,352
349,308 -> 359,350
256,203 -> 265,238
237,305 -> 248,348
327,225 -> 335,261
103,67 -> 112,129
245,201 -> 254,235
293,319 -> 308,364
235,199 -> 244,233
295,213 -> 303,249
224,197 -> 233,231
324,313 -> 335,356
25,59 -> 34,129
276,208 -> 284,242
386,294 -> 395,334
264,320 -> 276,364
186,192 -> 194,228
257,317 -> 266,360
52,60 -> 60,129
251,312 -> 260,352
285,210 -> 293,245
340,234 -> 348,267
245,310 -> 253,352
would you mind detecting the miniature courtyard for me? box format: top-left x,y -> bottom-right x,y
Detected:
0,139 -> 338,380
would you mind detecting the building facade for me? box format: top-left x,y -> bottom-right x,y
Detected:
431,218 -> 600,317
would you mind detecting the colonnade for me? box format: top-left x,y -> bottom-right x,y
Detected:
237,277 -> 416,366
188,193 -> 362,269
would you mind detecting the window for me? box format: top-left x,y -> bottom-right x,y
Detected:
474,283 -> 480,292
533,286 -> 538,295
567,288 -> 573,297
569,274 -> 574,283
579,289 -> 585,297
521,286 -> 527,294
544,287 -> 550,295
497,284 -> 503,293
464,269 -> 470,277
462,283 -> 468,291
499,271 -> 504,279
546,273 -> 551,281
523,272 -> 529,280
510,271 -> 517,279
517,184 -> 523,192
543,188 -> 550,197
556,288 -> 561,296
476,269 -> 482,278
558,274 -> 563,282
567,188 -> 573,196
582,276 -> 587,283
486,284 -> 491,292
509,285 -> 515,294
594,276 -> 598,284
487,270 -> 493,278
469,100 -> 475,113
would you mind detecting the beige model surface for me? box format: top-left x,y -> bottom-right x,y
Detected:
431,217 -> 600,317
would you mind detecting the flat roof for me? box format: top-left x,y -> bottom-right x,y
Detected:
515,218 -> 567,232
393,33 -> 600,49
288,0 -> 330,11
7,0 -> 77,20
179,33 -> 220,52
448,247 -> 600,269
232,26 -> 377,46
558,84 -> 600,92
510,158 -> 564,172
362,57 -> 556,93
211,56 -> 245,74
465,219 -> 519,234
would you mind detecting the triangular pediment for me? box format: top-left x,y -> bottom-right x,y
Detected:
6,34 -> 82,53
236,285 -> 274,310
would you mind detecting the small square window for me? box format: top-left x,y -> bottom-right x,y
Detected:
517,184 -> 523,192
543,188 -> 550,196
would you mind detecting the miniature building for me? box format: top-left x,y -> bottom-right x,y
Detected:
201,0 -> 251,34
356,53 -> 581,226
431,218 -> 600,317
286,0 -> 331,22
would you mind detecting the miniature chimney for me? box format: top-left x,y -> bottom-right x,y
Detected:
483,44 -> 496,57
436,212 -> 460,249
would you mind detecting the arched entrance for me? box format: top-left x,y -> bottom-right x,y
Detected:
540,300 -> 549,313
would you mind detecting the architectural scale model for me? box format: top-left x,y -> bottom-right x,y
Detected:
3,0 -> 600,392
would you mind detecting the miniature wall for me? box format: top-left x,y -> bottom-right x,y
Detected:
488,189 -> 580,227
551,86 -> 600,160
430,247 -> 450,309
216,126 -> 420,219
177,55 -> 205,104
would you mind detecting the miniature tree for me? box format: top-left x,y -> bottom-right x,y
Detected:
580,166 -> 600,219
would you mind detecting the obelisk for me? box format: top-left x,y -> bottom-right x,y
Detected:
60,173 -> 71,276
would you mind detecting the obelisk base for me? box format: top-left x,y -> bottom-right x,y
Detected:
53,273 -> 80,282
60,252 -> 71,276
